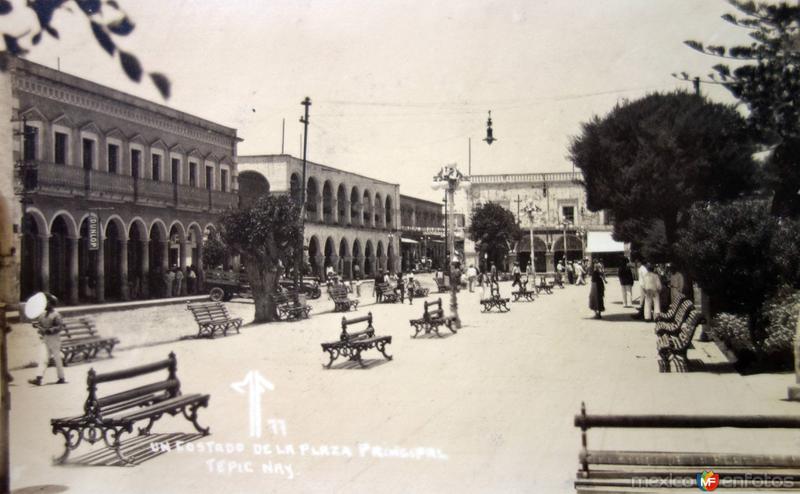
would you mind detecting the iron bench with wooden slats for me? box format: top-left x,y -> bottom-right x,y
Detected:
434,277 -> 448,293
511,280 -> 536,302
573,402 -> 800,492
51,352 -> 210,465
535,275 -> 555,295
409,298 -> 457,338
329,285 -> 359,312
657,309 -> 704,372
408,280 -> 429,298
654,298 -> 693,336
375,282 -> 400,303
480,284 -> 511,312
320,312 -> 392,368
654,295 -> 688,323
272,289 -> 312,321
186,301 -> 242,338
38,317 -> 120,366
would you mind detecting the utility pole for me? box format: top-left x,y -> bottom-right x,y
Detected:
298,97 -> 311,282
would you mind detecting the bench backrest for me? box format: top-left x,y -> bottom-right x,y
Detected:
424,298 -> 442,315
85,352 -> 180,419
60,317 -> 99,341
672,299 -> 693,325
340,312 -> 374,341
187,302 -> 234,323
330,285 -> 350,299
662,295 -> 687,319
675,309 -> 703,347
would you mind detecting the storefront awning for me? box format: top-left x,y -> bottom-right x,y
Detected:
401,238 -> 419,244
587,231 -> 625,253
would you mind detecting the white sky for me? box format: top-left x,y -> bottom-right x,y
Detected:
9,0 -> 754,200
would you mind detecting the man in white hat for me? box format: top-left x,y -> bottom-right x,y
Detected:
28,293 -> 67,386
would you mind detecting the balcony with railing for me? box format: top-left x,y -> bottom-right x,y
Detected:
29,160 -> 238,212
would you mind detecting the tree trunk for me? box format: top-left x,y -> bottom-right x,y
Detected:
247,258 -> 278,323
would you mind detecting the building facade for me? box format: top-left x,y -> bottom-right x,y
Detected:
237,154 -> 400,280
398,194 -> 446,272
9,58 -> 240,305
454,171 -> 622,273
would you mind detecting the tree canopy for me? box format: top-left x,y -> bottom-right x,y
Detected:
568,91 -> 758,260
467,202 -> 520,270
218,194 -> 302,322
683,0 -> 800,215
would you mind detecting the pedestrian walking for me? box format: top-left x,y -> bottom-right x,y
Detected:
397,271 -> 405,303
353,263 -> 361,281
164,269 -> 175,298
588,261 -> 607,319
511,262 -> 522,288
618,257 -> 634,307
407,272 -> 415,305
175,268 -> 184,296
374,271 -> 383,303
467,264 -> 478,292
642,263 -> 663,321
188,267 -> 197,294
28,293 -> 67,386
556,260 -> 565,286
574,261 -> 586,285
567,261 -> 575,285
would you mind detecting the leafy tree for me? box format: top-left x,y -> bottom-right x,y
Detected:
674,199 -> 800,320
682,1 -> 800,215
218,195 -> 302,323
0,0 -> 170,98
201,230 -> 226,269
467,202 -> 520,271
568,91 -> 758,260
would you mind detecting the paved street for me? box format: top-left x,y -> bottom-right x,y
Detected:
8,276 -> 799,493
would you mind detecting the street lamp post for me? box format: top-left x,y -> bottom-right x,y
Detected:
432,164 -> 469,330
522,202 -> 542,275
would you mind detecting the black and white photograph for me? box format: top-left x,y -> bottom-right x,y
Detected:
1,1 -> 800,492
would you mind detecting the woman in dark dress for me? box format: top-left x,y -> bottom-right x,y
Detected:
588,261 -> 607,319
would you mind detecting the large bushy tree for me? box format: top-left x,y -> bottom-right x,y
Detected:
219,195 -> 302,323
467,202 -> 520,270
683,1 -> 800,216
568,91 -> 758,260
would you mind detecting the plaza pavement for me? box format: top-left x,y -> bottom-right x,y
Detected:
7,276 -> 800,493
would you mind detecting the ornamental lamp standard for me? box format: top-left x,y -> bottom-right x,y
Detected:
431,164 -> 470,329
522,202 -> 542,274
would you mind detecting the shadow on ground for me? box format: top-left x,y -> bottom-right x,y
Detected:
65,433 -> 203,467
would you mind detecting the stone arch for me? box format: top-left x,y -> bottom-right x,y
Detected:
104,215 -> 127,241
20,208 -> 49,300
48,210 -> 78,238
148,220 -> 169,296
364,240 -> 374,277
387,239 -> 396,274
306,177 -> 320,221
352,238 -> 363,279
104,216 -> 126,300
374,192 -> 383,228
362,189 -> 372,226
128,218 -> 149,299
48,215 -> 74,303
338,237 -> 351,279
238,170 -> 270,208
168,221 -> 187,279
307,235 -> 321,278
23,207 -> 48,236
385,195 -> 393,229
376,240 -> 385,273
552,234 -> 584,264
323,236 -> 336,279
350,186 -> 361,226
337,183 -> 348,226
322,180 -> 334,224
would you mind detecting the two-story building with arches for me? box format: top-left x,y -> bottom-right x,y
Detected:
9,58 -> 240,306
237,154 -> 401,280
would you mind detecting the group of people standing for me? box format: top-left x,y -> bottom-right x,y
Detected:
556,259 -> 590,286
617,259 -> 686,321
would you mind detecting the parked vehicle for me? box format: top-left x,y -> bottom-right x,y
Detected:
205,269 -> 321,301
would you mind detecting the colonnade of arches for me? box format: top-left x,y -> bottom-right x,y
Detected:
514,233 -> 584,273
306,234 -> 398,280
291,173 -> 396,230
20,207 -> 217,305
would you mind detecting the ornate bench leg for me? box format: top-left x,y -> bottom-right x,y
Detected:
352,348 -> 366,368
183,402 -> 211,435
103,426 -> 134,465
324,348 -> 339,369
137,415 -> 161,436
52,426 -> 82,464
376,341 -> 393,361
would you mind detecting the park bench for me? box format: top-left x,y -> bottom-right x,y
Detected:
186,301 -> 242,338
480,284 -> 510,313
511,280 -> 536,302
409,298 -> 457,338
272,289 -> 312,320
376,282 -> 400,303
573,402 -> 800,492
657,309 -> 704,372
434,277 -> 448,293
535,275 -> 554,294
50,352 -> 210,465
408,279 -> 429,298
329,284 -> 359,312
36,317 -> 120,366
654,298 -> 694,337
320,312 -> 392,368
654,295 -> 688,323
